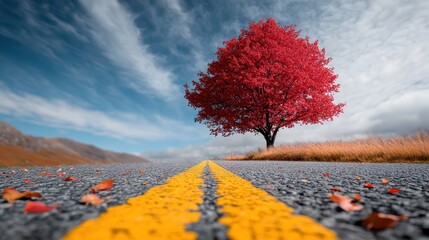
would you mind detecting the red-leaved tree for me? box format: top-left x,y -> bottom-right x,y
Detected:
185,18 -> 345,148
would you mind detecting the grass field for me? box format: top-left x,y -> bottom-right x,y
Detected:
224,132 -> 429,163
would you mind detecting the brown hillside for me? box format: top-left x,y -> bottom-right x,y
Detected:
0,121 -> 149,167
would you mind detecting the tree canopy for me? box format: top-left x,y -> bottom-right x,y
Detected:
185,18 -> 345,148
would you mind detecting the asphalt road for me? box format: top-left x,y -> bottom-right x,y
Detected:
0,161 -> 198,240
1,160 -> 428,240
217,161 -> 429,240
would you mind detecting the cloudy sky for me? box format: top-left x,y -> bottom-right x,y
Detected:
0,0 -> 428,161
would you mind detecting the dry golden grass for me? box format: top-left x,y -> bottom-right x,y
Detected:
225,132 -> 429,163
224,154 -> 247,160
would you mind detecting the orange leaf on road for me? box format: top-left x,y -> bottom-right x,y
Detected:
330,187 -> 342,193
24,202 -> 58,213
387,188 -> 400,195
355,176 -> 362,181
328,194 -> 363,212
23,179 -> 34,184
362,213 -> 407,230
139,170 -> 145,173
38,172 -> 54,177
80,194 -> 109,205
381,178 -> 389,184
89,180 -> 114,193
63,176 -> 78,182
364,183 -> 374,189
353,194 -> 362,202
2,188 -> 42,203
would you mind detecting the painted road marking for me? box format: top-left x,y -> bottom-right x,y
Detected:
64,160 -> 337,239
63,161 -> 206,240
209,160 -> 337,240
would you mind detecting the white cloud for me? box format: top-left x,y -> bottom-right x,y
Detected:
141,134 -> 264,161
160,0 -> 208,71
0,89 -> 203,140
79,0 -> 179,100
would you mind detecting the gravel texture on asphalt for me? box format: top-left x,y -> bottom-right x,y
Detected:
0,161 -> 198,240
187,164 -> 227,240
2,160 -> 429,240
216,160 -> 429,240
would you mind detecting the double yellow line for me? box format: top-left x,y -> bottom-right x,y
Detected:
64,161 -> 336,240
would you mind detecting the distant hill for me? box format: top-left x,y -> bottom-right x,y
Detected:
0,121 -> 149,167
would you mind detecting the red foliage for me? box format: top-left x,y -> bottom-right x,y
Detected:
185,18 -> 344,148
2,188 -> 42,203
63,176 -> 78,182
24,202 -> 58,213
362,213 -> 408,230
387,188 -> 400,194
89,180 -> 114,193
328,194 -> 363,212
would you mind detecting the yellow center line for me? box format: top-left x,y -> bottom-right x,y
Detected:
62,161 -> 206,240
209,160 -> 337,240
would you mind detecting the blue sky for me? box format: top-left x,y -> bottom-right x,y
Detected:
1,0 -> 428,160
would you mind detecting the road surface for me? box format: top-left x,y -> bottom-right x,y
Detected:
0,160 -> 428,240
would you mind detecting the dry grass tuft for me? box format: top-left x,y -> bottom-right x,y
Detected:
224,154 -> 247,160
224,132 -> 429,163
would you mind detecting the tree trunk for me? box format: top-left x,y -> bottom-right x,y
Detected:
263,132 -> 276,149
266,137 -> 274,149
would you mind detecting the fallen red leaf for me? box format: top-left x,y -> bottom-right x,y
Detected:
2,188 -> 42,203
330,187 -> 342,193
38,172 -> 54,177
24,202 -> 58,213
63,176 -> 78,182
323,173 -> 330,177
381,178 -> 389,184
362,212 -> 408,230
89,180 -> 114,193
139,170 -> 145,173
328,193 -> 363,212
58,173 -> 66,177
80,194 -> 109,205
364,183 -> 374,189
123,171 -> 130,175
23,179 -> 34,184
353,194 -> 362,202
387,188 -> 400,194
95,169 -> 101,173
